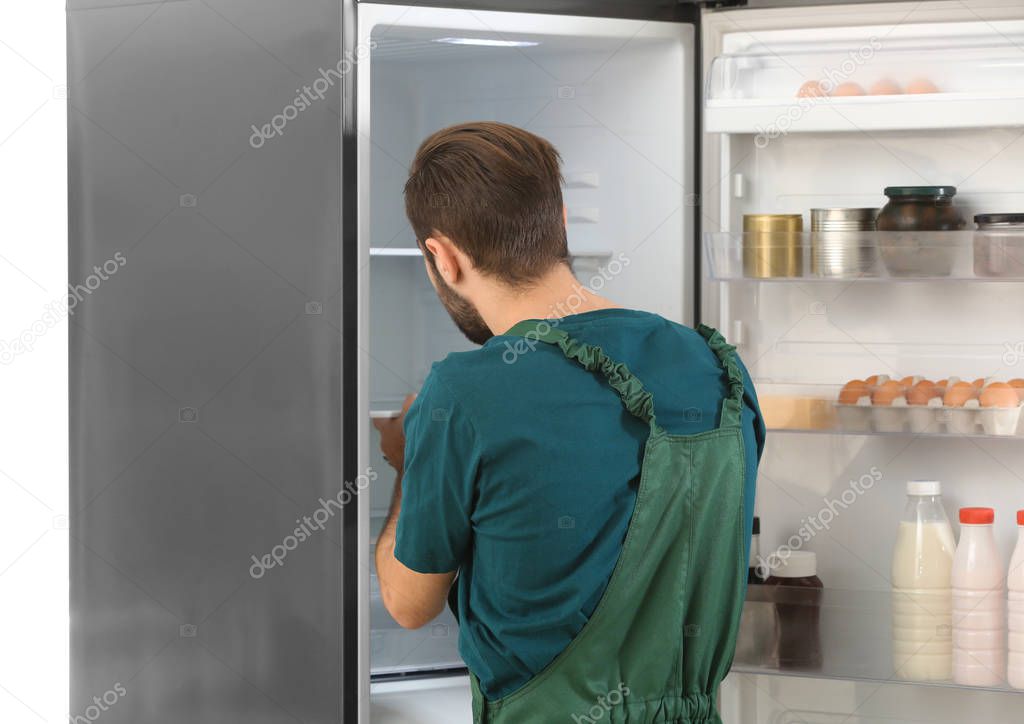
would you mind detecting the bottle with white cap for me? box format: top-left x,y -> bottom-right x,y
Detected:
891,480 -> 955,681
765,550 -> 823,670
952,507 -> 1005,686
1007,510 -> 1024,689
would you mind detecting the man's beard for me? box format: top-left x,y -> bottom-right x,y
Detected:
426,255 -> 493,346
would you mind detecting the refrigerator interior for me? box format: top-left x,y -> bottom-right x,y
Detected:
700,2 -> 1024,721
357,4 -> 694,687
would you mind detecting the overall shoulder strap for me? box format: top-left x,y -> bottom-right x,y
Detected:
696,323 -> 745,430
506,319 -> 658,430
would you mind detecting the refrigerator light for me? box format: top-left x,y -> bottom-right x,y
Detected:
433,37 -> 540,48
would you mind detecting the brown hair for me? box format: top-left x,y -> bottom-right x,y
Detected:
404,122 -> 569,285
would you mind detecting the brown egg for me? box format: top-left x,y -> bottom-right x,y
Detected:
1010,379 -> 1024,402
906,78 -> 940,94
981,383 -> 1019,408
839,380 -> 870,404
972,377 -> 986,388
872,380 -> 905,406
944,381 -> 978,407
870,79 -> 902,95
936,379 -> 949,388
907,380 -> 939,406
865,374 -> 888,387
899,376 -> 920,387
832,82 -> 866,97
797,80 -> 827,98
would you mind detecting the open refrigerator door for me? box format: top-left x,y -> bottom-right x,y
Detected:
699,1 -> 1024,722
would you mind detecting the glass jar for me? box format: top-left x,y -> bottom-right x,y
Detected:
877,186 -> 965,277
764,550 -> 823,670
876,186 -> 965,232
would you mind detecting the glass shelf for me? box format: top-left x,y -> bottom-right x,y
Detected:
734,585 -> 1022,694
705,231 -> 1024,282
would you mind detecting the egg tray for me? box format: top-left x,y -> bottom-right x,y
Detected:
834,401 -> 1024,437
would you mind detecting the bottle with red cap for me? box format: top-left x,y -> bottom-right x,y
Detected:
1008,510 -> 1024,689
952,507 -> 1006,687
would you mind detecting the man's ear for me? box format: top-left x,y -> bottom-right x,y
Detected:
423,236 -> 460,285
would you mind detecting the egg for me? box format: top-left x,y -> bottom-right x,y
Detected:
981,382 -> 1019,408
906,78 -> 940,94
972,377 -> 986,388
865,374 -> 889,387
870,79 -> 902,95
872,380 -> 905,406
907,380 -> 939,406
797,80 -> 827,98
899,375 -> 920,387
839,379 -> 870,404
1010,379 -> 1024,403
944,381 -> 977,407
831,82 -> 866,97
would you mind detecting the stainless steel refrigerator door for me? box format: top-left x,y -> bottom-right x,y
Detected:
68,2 -> 346,722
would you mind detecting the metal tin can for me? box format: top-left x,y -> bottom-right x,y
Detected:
743,214 -> 804,278
810,208 -> 878,278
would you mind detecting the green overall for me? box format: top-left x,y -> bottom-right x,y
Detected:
470,321 -> 748,724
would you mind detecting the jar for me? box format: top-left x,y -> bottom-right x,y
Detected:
876,186 -> 965,232
876,186 -> 965,277
743,214 -> 804,278
974,213 -> 1024,278
764,550 -> 823,670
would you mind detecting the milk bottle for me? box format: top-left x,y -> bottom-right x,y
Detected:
1008,510 -> 1024,689
952,507 -> 1005,687
891,480 -> 955,681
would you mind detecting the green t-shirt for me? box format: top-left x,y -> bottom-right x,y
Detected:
395,309 -> 764,700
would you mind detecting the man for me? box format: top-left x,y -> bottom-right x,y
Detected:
374,122 -> 764,723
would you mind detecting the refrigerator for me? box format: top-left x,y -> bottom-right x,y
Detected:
68,0 -> 1024,722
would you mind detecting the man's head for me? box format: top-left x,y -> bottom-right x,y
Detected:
404,122 -> 569,344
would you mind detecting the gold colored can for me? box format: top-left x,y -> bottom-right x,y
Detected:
743,214 -> 804,278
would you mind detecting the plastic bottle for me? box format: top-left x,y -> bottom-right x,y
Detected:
952,507 -> 1006,686
891,480 -> 955,681
1008,510 -> 1024,689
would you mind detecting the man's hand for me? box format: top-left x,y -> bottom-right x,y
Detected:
373,391 -> 455,630
372,394 -> 416,471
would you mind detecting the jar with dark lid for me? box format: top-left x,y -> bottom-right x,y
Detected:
974,213 -> 1024,278
764,551 -> 823,670
876,186 -> 966,232
877,186 -> 965,277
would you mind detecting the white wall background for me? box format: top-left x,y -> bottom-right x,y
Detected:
0,1 -> 70,722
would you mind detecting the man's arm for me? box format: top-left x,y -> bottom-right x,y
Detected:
373,399 -> 456,630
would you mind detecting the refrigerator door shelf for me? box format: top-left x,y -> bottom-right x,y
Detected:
706,20 -> 1024,134
705,231 -> 1024,282
735,584 -> 1023,694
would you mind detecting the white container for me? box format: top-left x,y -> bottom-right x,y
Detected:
891,480 -> 955,681
908,399 -> 942,434
952,507 -> 1006,687
979,404 -> 1024,436
872,399 -> 908,433
1008,511 -> 1024,689
835,402 -> 872,432
942,403 -> 982,436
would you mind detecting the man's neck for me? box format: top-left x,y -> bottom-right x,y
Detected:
479,263 -> 620,336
